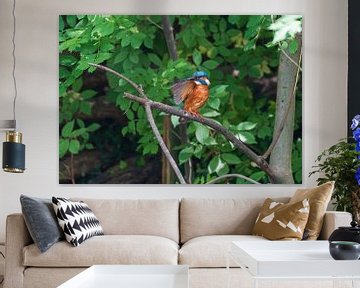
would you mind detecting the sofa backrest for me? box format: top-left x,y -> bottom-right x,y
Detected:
73,198 -> 180,243
180,198 -> 289,243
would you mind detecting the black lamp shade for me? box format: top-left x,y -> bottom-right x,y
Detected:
2,131 -> 25,173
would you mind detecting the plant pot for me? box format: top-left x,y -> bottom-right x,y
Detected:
329,221 -> 360,244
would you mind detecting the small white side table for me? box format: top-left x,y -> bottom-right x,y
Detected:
58,265 -> 189,288
228,240 -> 360,288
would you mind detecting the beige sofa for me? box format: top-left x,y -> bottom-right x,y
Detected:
4,198 -> 352,288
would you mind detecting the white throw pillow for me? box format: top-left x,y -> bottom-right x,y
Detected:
52,197 -> 103,247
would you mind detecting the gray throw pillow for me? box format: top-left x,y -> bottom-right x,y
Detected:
20,195 -> 64,253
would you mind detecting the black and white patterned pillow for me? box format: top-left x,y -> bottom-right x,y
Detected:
52,197 -> 103,247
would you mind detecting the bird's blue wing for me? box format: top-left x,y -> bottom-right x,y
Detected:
171,80 -> 195,104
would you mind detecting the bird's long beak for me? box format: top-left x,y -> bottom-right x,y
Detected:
205,78 -> 211,86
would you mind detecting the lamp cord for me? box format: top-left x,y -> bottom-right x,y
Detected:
0,251 -> 4,284
11,0 -> 17,129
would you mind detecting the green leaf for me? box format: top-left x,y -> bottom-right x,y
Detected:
80,102 -> 92,115
192,24 -> 205,37
144,37 -> 153,49
59,16 -> 64,31
258,126 -> 272,139
179,146 -> 194,165
288,39 -> 299,54
148,53 -> 162,67
237,121 -> 257,131
121,37 -> 131,47
71,128 -> 87,137
69,139 -> 80,154
236,131 -> 257,144
208,155 -> 225,174
92,21 -> 115,37
59,139 -> 69,158
77,119 -> 85,128
59,55 -> 78,66
221,153 -> 241,165
202,110 -> 221,118
66,15 -> 77,28
218,162 -> 229,176
114,50 -> 129,64
203,60 -> 218,70
247,15 -> 264,27
203,137 -> 217,146
219,19 -> 227,32
85,143 -> 94,150
248,65 -> 262,78
87,123 -> 101,132
130,33 -> 144,49
82,90 -> 97,99
182,29 -> 195,47
61,120 -> 75,138
195,124 -> 210,144
214,85 -> 228,95
193,49 -> 202,66
269,15 -> 302,44
171,115 -> 180,128
207,97 -> 221,110
129,52 -> 139,64
72,78 -> 83,92
250,171 -> 266,182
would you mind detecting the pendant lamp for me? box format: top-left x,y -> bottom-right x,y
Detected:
1,0 -> 25,173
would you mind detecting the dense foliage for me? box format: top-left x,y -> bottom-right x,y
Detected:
310,115 -> 360,218
59,15 -> 302,184
310,140 -> 360,212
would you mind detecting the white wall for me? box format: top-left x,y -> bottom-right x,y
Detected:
0,0 -> 348,242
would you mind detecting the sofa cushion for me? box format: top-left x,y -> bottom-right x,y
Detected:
23,235 -> 178,267
72,199 -> 179,243
180,198 -> 289,243
179,235 -> 267,268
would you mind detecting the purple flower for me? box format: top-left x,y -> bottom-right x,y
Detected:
352,115 -> 360,130
357,142 -> 360,152
353,128 -> 360,142
356,167 -> 360,186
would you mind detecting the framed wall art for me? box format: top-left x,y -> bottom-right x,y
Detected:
59,15 -> 302,184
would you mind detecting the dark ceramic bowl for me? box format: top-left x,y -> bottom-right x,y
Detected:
329,241 -> 360,260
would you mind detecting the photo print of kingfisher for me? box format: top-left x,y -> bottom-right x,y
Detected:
171,71 -> 211,117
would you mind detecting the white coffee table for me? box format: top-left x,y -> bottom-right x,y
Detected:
58,265 -> 189,288
228,241 -> 360,288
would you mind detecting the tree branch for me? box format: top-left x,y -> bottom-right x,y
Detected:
162,16 -> 193,183
206,173 -> 261,184
89,63 -> 186,184
124,92 -> 276,182
161,16 -> 178,184
146,16 -> 163,30
89,63 -> 147,98
262,39 -> 302,160
145,103 -> 186,183
162,16 -> 178,60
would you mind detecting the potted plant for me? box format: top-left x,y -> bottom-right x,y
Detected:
310,115 -> 360,222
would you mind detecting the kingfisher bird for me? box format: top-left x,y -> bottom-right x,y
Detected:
171,71 -> 211,117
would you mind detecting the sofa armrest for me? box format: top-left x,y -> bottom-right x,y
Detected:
4,213 -> 32,288
318,211 -> 352,240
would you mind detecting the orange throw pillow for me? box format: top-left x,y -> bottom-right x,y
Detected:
289,181 -> 334,240
252,198 -> 310,240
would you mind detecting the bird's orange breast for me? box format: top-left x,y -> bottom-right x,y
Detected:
184,84 -> 209,115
